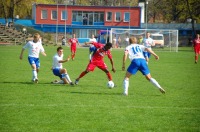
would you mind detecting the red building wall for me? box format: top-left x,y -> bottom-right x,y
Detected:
34,4 -> 141,27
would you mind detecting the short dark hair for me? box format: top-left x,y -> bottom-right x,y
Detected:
57,46 -> 63,51
106,42 -> 112,47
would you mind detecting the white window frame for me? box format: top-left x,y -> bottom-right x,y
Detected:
115,12 -> 121,22
51,10 -> 57,20
106,12 -> 112,21
41,10 -> 47,19
61,10 -> 68,20
124,12 -> 130,22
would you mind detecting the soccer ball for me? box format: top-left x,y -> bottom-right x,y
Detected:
107,81 -> 115,88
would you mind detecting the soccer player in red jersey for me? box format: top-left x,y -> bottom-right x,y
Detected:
68,33 -> 80,60
75,42 -> 116,85
193,34 -> 200,64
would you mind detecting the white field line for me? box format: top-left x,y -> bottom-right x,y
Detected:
1,103 -> 200,110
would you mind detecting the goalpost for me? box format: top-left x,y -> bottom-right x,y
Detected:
110,28 -> 179,52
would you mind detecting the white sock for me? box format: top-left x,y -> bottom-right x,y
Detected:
63,73 -> 72,83
32,70 -> 37,79
58,80 -> 64,84
123,79 -> 129,95
53,80 -> 64,84
150,78 -> 161,89
89,54 -> 91,60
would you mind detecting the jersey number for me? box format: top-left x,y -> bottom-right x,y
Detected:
131,46 -> 142,54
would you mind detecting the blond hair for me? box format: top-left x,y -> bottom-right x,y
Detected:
33,33 -> 40,38
129,37 -> 137,44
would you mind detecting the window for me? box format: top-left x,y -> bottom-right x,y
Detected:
99,13 -> 104,22
106,12 -> 112,21
72,11 -> 82,22
61,10 -> 68,20
94,12 -> 104,22
41,10 -> 47,19
124,12 -> 130,22
115,12 -> 121,22
51,10 -> 57,20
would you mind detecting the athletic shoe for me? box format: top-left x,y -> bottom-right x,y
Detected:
70,82 -> 74,86
123,93 -> 128,96
75,79 -> 79,85
159,87 -> 165,94
32,79 -> 35,82
51,80 -> 59,84
32,78 -> 38,83
35,78 -> 38,84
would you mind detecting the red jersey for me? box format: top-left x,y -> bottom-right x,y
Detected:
69,38 -> 78,47
193,38 -> 200,54
91,42 -> 112,62
193,38 -> 200,47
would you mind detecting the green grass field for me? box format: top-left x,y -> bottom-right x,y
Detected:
0,45 -> 200,131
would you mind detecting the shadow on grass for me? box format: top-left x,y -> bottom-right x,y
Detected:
2,81 -> 36,84
1,81 -> 77,88
1,81 -> 54,85
70,91 -> 122,96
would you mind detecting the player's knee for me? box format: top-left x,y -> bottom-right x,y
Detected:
145,75 -> 151,81
104,69 -> 109,73
85,70 -> 89,73
124,77 -> 129,81
60,69 -> 67,73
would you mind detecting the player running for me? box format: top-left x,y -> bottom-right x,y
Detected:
193,34 -> 200,64
68,33 -> 80,61
75,42 -> 116,85
19,33 -> 46,83
142,32 -> 155,63
122,37 -> 165,96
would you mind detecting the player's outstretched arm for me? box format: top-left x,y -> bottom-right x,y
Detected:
19,48 -> 25,60
85,42 -> 93,45
41,52 -> 47,56
109,58 -> 116,73
68,41 -> 71,46
59,56 -> 70,63
146,48 -> 159,60
77,41 -> 81,46
122,52 -> 128,71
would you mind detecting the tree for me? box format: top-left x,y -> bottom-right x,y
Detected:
1,0 -> 199,25
0,0 -> 55,24
185,0 -> 200,37
0,1 -> 9,24
148,0 -> 199,23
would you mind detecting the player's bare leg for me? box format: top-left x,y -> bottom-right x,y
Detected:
195,53 -> 198,64
75,70 -> 89,85
102,69 -> 112,81
71,51 -> 75,61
